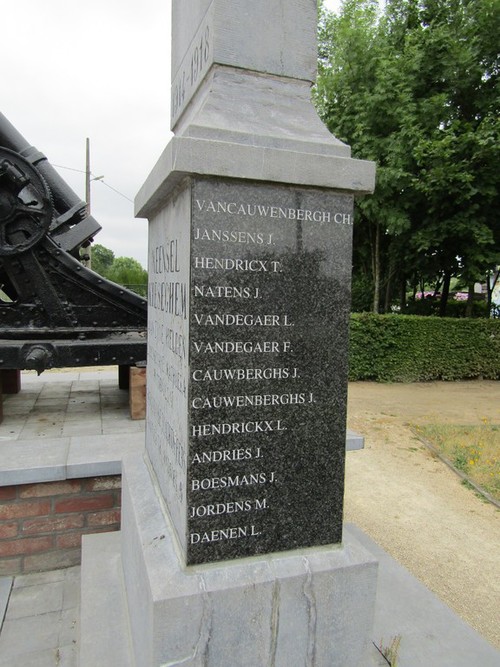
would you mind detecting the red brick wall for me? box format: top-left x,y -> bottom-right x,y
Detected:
0,476 -> 121,575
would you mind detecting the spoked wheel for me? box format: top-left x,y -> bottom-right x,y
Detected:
0,148 -> 54,256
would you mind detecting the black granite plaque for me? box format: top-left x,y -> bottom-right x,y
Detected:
186,177 -> 353,565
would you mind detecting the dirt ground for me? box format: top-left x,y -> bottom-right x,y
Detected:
345,380 -> 500,650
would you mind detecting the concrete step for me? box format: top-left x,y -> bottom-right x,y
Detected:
79,531 -> 134,667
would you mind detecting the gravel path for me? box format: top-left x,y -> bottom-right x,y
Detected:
345,380 -> 500,650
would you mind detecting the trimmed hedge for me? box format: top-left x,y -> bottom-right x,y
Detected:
348,314 -> 500,382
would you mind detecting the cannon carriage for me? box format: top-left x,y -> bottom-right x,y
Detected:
0,112 -> 147,380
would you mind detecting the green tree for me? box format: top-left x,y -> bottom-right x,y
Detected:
107,256 -> 148,296
90,244 -> 147,296
396,0 -> 500,315
316,0 -> 413,313
91,243 -> 115,277
316,0 -> 500,316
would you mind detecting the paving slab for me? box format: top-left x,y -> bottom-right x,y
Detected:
0,567 -> 79,667
5,580 -> 64,619
0,609 -> 62,656
0,647 -> 66,667
80,533 -> 133,667
346,429 -> 364,451
62,422 -> 104,437
0,577 -> 12,629
66,432 -> 145,478
0,438 -> 70,484
13,569 -> 67,588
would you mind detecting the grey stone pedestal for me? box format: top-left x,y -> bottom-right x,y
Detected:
79,453 -> 377,667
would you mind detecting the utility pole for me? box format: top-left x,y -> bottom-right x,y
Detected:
82,138 -> 92,268
82,138 -> 104,268
85,137 -> 91,215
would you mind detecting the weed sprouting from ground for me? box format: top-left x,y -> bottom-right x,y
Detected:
379,635 -> 402,666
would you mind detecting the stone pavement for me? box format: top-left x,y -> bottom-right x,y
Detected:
0,369 -> 131,667
0,368 -> 143,441
0,369 -> 145,488
0,566 -> 79,667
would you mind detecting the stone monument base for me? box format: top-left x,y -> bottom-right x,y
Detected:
79,453 -> 378,667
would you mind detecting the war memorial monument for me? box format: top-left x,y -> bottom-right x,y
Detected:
80,1 -> 379,665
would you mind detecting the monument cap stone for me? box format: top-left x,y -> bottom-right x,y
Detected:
171,0 -> 318,127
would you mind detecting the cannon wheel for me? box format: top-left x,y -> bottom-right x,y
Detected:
0,148 -> 54,256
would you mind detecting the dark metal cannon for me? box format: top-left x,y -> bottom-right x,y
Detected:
0,112 -> 147,375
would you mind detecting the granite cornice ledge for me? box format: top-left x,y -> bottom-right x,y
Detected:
135,135 -> 376,219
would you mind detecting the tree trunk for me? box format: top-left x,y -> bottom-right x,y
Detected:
372,222 -> 380,314
384,263 -> 395,313
433,276 -> 443,296
439,271 -> 451,316
400,276 -> 407,311
486,270 -> 499,318
465,282 -> 475,318
383,279 -> 390,314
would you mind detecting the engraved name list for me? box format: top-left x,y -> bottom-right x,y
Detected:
186,178 -> 353,564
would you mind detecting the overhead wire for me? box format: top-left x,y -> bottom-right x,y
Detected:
52,163 -> 133,203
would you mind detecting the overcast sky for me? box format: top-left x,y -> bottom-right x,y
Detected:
1,0 -> 342,268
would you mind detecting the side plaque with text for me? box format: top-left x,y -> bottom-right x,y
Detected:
147,187 -> 191,555
187,177 -> 353,565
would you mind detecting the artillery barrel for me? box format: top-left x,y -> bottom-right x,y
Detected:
0,112 -> 98,229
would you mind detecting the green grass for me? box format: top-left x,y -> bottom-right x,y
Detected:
415,422 -> 500,502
